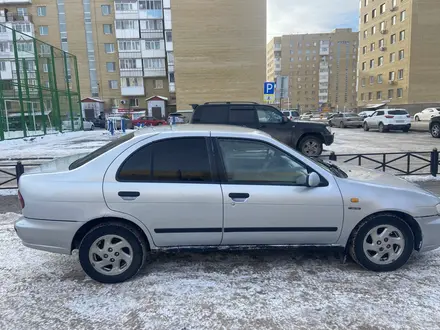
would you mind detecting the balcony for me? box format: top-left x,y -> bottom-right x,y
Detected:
121,77 -> 144,96
144,68 -> 166,77
274,44 -> 281,51
115,28 -> 140,40
0,13 -> 33,23
141,40 -> 165,58
0,0 -> 32,3
139,9 -> 163,19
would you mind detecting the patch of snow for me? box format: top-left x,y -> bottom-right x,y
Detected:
402,175 -> 440,183
0,189 -> 17,196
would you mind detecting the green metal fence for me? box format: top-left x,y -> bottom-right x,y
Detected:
0,24 -> 82,140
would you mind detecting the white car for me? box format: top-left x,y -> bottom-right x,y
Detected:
62,118 -> 94,131
363,109 -> 411,133
414,108 -> 440,122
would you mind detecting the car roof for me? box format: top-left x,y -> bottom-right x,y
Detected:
133,124 -> 270,138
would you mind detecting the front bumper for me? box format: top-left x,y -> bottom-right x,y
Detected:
323,133 -> 335,146
417,215 -> 440,252
14,216 -> 83,255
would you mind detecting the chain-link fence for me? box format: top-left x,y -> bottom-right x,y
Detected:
0,24 -> 82,140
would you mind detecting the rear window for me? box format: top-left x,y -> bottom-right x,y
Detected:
69,133 -> 134,170
388,110 -> 408,115
192,105 -> 228,124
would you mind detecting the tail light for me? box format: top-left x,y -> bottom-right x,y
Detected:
385,115 -> 394,118
18,190 -> 25,209
407,115 -> 410,118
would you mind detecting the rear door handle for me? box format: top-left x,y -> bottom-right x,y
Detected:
229,193 -> 250,203
118,191 -> 140,200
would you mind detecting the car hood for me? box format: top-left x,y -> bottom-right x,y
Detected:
336,163 -> 436,196
25,154 -> 87,174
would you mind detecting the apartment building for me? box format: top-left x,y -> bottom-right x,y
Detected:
358,0 -> 440,112
266,29 -> 358,111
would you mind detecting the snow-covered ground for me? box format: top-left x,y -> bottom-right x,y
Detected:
1,212 -> 440,329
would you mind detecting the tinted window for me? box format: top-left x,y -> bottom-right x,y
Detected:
118,138 -> 212,182
388,110 -> 408,115
376,111 -> 384,116
256,106 -> 283,123
192,105 -> 228,124
229,109 -> 256,124
218,139 -> 308,185
69,133 -> 134,170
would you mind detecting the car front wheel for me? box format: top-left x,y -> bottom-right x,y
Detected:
299,136 -> 323,156
79,222 -> 148,283
349,214 -> 414,272
363,122 -> 370,131
431,123 -> 440,138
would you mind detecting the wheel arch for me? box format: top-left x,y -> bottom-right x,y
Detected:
346,210 -> 422,252
71,217 -> 152,252
296,132 -> 324,149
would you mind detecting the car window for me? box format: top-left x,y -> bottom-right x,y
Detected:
388,110 -> 408,115
282,111 -> 289,116
345,114 -> 359,118
229,109 -> 256,124
118,138 -> 212,182
218,138 -> 308,185
192,105 -> 228,124
376,111 -> 384,116
256,106 -> 283,123
69,133 -> 135,170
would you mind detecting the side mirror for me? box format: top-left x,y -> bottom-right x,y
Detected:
306,172 -> 320,187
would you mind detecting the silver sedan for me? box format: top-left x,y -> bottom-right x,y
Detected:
15,125 -> 440,283
329,113 -> 364,128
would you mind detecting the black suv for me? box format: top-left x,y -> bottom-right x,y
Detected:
190,102 -> 334,156
430,115 -> 440,138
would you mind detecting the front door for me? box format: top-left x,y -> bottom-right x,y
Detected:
256,105 -> 291,145
103,136 -> 223,247
216,138 -> 344,245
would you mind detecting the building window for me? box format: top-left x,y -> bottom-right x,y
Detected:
368,92 -> 373,100
108,80 -> 118,89
378,56 -> 384,66
388,89 -> 394,99
166,31 -> 172,42
380,3 -> 386,14
361,93 -> 365,101
115,2 -> 135,11
398,69 -> 404,80
390,52 -> 396,62
391,15 -> 397,25
392,0 -> 397,6
378,74 -> 383,83
101,5 -> 111,15
362,46 -> 367,54
139,0 -> 162,10
143,19 -> 163,30
120,59 -> 139,69
362,62 -> 366,71
154,79 -> 163,89
39,26 -> 48,36
391,34 -> 396,44
37,6 -> 46,17
370,42 -> 375,51
144,58 -> 165,69
398,49 -> 404,60
378,39 -> 384,48
397,88 -> 403,98
377,91 -> 382,100
169,72 -> 175,83
363,30 -> 368,39
105,43 -> 115,53
116,20 -> 137,30
0,61 -> 6,71
118,40 -> 140,51
371,26 -> 376,35
399,30 -> 405,41
364,0 -> 368,6
103,24 -> 113,34
43,63 -> 49,73
372,9 -> 377,18
106,62 -> 116,72
129,98 -> 139,107
17,8 -> 28,16
389,71 -> 395,81
121,77 -> 141,87
369,76 -> 374,85
145,40 -> 161,50
400,10 -> 406,21
364,14 -> 369,23
370,59 -> 375,68
380,21 -> 386,31
361,78 -> 366,86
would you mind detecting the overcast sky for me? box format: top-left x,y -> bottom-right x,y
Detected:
267,0 -> 359,40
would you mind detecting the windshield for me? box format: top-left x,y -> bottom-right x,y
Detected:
69,133 -> 134,170
308,157 -> 348,178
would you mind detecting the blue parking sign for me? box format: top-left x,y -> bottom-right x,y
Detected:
264,82 -> 275,95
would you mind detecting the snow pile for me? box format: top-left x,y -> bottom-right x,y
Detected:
2,211 -> 440,329
0,189 -> 17,196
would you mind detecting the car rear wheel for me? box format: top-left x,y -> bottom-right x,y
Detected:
378,122 -> 386,133
349,214 -> 414,272
339,121 -> 345,128
431,123 -> 440,138
328,121 -> 333,127
402,126 -> 410,133
299,136 -> 323,156
79,222 -> 148,283
90,124 -> 95,131
363,122 -> 370,131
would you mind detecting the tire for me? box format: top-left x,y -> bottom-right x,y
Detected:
431,123 -> 440,138
363,122 -> 370,131
79,222 -> 148,283
415,116 -> 420,122
299,136 -> 323,156
378,122 -> 386,133
349,213 -> 414,272
328,121 -> 333,127
339,121 -> 345,128
402,126 -> 410,133
90,125 -> 95,131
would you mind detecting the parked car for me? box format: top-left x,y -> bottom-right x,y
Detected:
107,116 -> 133,130
168,113 -> 186,124
329,113 -> 363,128
15,125 -> 440,283
414,108 -> 440,122
358,110 -> 376,119
429,115 -> 440,138
299,112 -> 314,120
363,109 -> 411,132
132,116 -> 167,127
282,110 -> 300,121
93,117 -> 106,129
62,118 -> 94,131
190,102 -> 334,156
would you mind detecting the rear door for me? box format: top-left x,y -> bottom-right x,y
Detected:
228,105 -> 259,128
192,105 -> 229,124
103,136 -> 223,247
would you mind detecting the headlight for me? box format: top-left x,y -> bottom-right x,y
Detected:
436,203 -> 440,215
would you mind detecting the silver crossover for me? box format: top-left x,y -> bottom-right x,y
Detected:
15,125 -> 440,283
329,113 -> 364,128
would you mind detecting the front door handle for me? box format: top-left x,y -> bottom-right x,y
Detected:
229,193 -> 250,203
118,191 -> 140,200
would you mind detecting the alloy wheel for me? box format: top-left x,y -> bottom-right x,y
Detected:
302,140 -> 320,156
432,124 -> 440,138
362,225 -> 405,265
